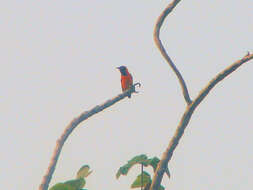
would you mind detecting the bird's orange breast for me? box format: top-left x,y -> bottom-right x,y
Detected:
121,74 -> 133,91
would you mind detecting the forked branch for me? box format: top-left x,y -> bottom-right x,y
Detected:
153,0 -> 191,105
38,83 -> 140,190
150,53 -> 253,190
150,0 -> 253,189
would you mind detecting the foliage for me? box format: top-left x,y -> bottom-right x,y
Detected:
131,171 -> 151,188
64,178 -> 86,190
49,183 -> 76,190
76,165 -> 92,179
116,154 -> 170,189
49,165 -> 92,190
116,154 -> 148,179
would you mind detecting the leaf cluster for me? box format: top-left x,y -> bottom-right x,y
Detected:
116,154 -> 170,189
49,165 -> 92,190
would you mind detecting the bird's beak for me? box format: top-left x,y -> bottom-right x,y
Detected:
116,67 -> 120,70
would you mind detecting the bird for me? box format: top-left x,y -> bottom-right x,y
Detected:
117,66 -> 133,98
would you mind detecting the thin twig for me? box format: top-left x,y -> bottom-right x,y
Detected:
153,0 -> 192,105
150,53 -> 253,190
141,163 -> 143,190
38,83 -> 141,190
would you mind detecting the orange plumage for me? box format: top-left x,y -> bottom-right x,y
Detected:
117,66 -> 133,98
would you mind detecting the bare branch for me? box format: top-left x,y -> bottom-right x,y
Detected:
152,0 -> 252,189
154,0 -> 192,105
38,83 -> 141,190
192,53 -> 253,108
150,53 -> 253,190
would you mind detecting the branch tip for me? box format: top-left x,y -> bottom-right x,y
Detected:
132,82 -> 141,94
153,0 -> 191,105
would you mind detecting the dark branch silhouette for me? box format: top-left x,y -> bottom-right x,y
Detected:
153,0 -> 191,105
38,83 -> 140,190
150,0 -> 253,189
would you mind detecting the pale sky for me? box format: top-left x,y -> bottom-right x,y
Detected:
1,0 -> 253,190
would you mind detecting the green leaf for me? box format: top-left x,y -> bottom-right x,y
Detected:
128,154 -> 148,165
131,171 -> 151,188
146,157 -> 160,172
64,178 -> 86,190
116,154 -> 148,179
76,165 -> 92,179
49,183 -> 76,190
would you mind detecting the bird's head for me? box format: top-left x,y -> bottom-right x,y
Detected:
116,66 -> 128,76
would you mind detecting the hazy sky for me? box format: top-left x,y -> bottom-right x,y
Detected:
1,1 -> 253,190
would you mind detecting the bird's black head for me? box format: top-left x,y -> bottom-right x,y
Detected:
117,66 -> 128,76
